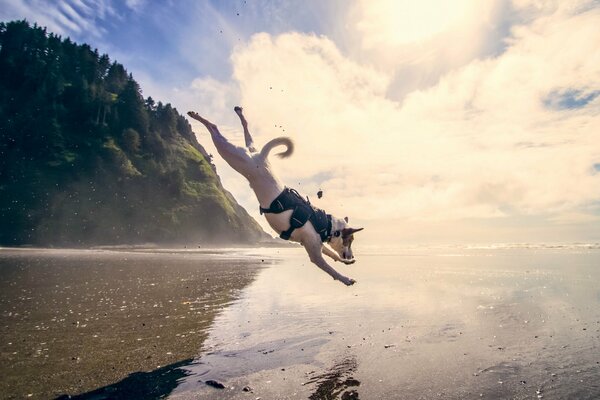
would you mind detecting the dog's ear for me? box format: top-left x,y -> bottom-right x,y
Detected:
341,227 -> 364,237
344,216 -> 349,223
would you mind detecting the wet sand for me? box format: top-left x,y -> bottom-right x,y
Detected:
0,248 -> 267,399
170,246 -> 600,400
2,246 -> 600,399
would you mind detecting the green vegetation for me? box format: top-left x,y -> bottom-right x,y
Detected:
0,20 -> 266,246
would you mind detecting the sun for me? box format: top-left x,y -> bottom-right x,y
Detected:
356,0 -> 475,48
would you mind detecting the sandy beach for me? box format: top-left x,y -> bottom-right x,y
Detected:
0,248 -> 267,399
1,246 -> 599,399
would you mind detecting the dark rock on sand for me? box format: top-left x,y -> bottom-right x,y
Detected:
205,380 -> 226,389
344,378 -> 361,387
342,390 -> 359,400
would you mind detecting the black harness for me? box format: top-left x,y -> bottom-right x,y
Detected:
260,187 -> 332,242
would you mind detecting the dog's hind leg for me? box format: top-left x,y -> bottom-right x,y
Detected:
233,106 -> 257,153
187,111 -> 254,176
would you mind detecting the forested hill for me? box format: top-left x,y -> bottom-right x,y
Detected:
0,20 -> 268,246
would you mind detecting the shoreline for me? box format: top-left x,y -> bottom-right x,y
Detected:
0,245 -> 296,252
0,240 -> 298,253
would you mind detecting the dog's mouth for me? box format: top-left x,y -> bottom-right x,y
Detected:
342,257 -> 356,265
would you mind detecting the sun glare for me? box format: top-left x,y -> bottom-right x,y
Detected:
357,0 -> 474,47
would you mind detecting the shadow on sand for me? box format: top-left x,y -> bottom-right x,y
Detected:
54,358 -> 194,400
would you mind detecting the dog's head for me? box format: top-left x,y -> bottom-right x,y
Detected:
329,216 -> 364,262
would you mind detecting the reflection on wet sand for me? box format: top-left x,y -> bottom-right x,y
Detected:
169,247 -> 600,400
0,248 -> 267,399
196,334 -> 329,381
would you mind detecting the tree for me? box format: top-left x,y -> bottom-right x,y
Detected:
116,76 -> 149,134
122,128 -> 141,153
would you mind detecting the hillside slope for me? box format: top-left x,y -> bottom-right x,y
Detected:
0,20 -> 267,246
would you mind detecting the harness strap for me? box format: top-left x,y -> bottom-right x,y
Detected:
259,188 -> 300,215
323,214 -> 333,242
259,187 -> 332,242
259,198 -> 284,215
279,204 -> 312,240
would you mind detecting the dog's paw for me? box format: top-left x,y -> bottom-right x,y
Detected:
342,259 -> 356,265
338,276 -> 356,286
234,106 -> 243,113
188,111 -> 201,121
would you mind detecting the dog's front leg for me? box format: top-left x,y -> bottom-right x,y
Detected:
304,239 -> 355,286
322,246 -> 343,262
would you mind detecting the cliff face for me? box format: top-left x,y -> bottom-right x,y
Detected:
0,20 -> 267,246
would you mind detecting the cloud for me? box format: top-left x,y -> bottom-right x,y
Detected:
220,0 -> 600,236
343,0 -> 510,101
351,0 -> 500,49
189,76 -> 240,121
124,0 -> 146,11
0,0 -> 122,38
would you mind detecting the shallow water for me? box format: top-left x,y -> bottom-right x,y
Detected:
169,246 -> 600,400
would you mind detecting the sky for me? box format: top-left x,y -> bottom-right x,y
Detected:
2,0 -> 600,246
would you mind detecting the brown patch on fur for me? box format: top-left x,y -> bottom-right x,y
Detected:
341,229 -> 354,246
341,228 -> 364,246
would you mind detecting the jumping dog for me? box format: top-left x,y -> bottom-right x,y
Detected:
187,107 -> 362,286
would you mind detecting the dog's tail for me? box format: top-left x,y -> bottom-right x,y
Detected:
260,137 -> 294,159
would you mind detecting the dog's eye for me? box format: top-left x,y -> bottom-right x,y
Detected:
334,231 -> 341,237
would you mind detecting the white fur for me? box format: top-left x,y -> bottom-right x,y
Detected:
187,108 -> 360,286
